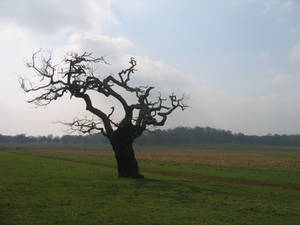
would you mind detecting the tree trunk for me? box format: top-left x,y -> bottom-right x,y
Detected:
111,140 -> 144,179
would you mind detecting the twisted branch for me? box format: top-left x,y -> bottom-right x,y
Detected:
63,117 -> 107,136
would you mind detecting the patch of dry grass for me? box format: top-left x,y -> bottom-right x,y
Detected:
27,146 -> 300,171
136,150 -> 300,171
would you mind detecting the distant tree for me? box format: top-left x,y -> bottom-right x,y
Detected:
15,134 -> 27,143
20,51 -> 187,178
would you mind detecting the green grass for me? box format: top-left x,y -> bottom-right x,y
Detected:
21,149 -> 300,187
1,149 -> 300,225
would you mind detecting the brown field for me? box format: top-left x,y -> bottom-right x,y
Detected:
25,145 -> 300,171
136,150 -> 300,171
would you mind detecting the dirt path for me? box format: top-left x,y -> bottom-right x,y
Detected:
13,152 -> 300,192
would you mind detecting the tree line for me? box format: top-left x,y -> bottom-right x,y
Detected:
136,127 -> 300,146
2,126 -> 300,146
0,133 -> 107,144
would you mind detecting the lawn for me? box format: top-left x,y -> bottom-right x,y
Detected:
1,146 -> 300,225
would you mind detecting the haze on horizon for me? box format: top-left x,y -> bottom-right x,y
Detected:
1,0 -> 300,137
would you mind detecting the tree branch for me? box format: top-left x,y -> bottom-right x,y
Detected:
62,117 -> 107,136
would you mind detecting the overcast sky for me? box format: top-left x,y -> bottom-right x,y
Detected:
1,0 -> 300,136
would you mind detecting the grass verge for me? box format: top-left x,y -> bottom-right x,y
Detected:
1,150 -> 300,225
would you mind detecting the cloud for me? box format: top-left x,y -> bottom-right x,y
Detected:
64,32 -> 132,63
0,0 -> 117,35
264,0 -> 299,12
110,0 -> 151,15
0,23 -> 37,97
230,0 -> 299,11
60,31 -> 194,93
257,51 -> 272,64
290,41 -> 300,63
176,82 -> 300,135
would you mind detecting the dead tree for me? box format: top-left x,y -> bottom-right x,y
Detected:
20,51 -> 187,178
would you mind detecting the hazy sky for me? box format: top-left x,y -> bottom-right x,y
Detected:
1,0 -> 300,136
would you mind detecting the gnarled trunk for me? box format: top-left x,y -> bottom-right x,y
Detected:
111,140 -> 143,178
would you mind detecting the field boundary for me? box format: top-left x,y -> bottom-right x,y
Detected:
10,151 -> 300,192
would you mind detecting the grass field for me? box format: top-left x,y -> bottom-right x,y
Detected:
1,144 -> 300,225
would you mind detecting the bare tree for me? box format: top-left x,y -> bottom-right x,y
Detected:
20,51 -> 187,178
